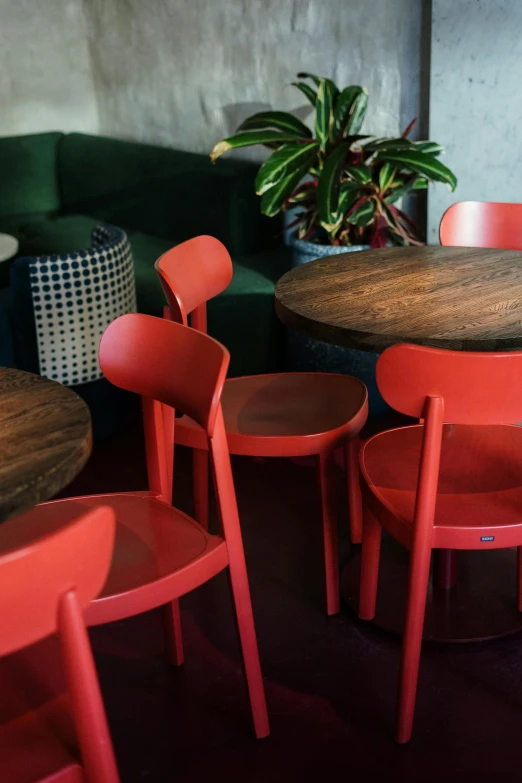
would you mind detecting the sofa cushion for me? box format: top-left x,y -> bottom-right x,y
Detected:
0,133 -> 63,217
16,214 -> 97,256
0,212 -> 55,238
14,215 -> 291,376
57,133 -> 277,255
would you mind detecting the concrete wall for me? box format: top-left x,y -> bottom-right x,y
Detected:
1,0 -> 428,152
428,0 -> 522,241
82,0 -> 426,157
0,0 -> 99,137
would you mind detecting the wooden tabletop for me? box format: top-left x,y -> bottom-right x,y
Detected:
0,368 -> 92,522
275,246 -> 522,352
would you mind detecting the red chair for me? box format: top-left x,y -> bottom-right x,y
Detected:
0,505 -> 118,783
155,236 -> 368,616
14,314 -> 269,739
440,201 -> 522,249
358,343 -> 522,743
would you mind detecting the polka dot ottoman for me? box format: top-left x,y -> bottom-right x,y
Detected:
28,225 -> 136,385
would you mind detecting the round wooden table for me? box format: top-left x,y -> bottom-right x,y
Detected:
275,246 -> 522,642
0,367 -> 92,522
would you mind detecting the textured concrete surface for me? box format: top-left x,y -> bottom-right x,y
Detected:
1,0 -> 426,153
81,0 -> 425,157
0,0 -> 99,136
429,0 -> 522,241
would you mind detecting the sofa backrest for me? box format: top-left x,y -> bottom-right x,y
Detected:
0,132 -> 63,218
58,133 -> 278,255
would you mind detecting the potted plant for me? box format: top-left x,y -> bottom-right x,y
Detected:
211,72 -> 457,411
212,72 -> 456,251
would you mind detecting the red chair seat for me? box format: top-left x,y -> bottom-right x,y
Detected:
361,423 -> 522,549
175,372 -> 368,457
0,637 -> 82,783
17,493 -> 229,626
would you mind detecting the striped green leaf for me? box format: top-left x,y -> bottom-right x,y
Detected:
414,140 -> 445,156
379,162 -> 396,193
291,81 -> 317,106
347,197 -> 376,227
287,190 -> 314,205
210,130 -> 304,163
376,149 -> 457,190
363,137 -> 415,153
317,141 -> 351,224
315,78 -> 337,150
297,72 -> 339,93
333,86 -> 361,138
333,86 -> 368,138
260,162 -> 312,217
297,72 -> 321,86
385,177 -> 428,204
238,111 -> 312,138
255,142 -> 319,195
287,181 -> 317,205
297,209 -> 317,240
324,184 -> 360,233
345,163 -> 372,185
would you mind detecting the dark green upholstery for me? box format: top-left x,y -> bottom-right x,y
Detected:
15,214 -> 98,256
0,131 -> 290,379
209,247 -> 290,376
58,134 -> 278,255
0,132 -> 63,218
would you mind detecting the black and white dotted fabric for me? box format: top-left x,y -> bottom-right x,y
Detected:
29,225 -> 137,386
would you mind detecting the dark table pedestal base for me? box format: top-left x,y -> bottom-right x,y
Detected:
341,534 -> 522,643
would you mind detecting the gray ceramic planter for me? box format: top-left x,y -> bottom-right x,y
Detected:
286,237 -> 387,416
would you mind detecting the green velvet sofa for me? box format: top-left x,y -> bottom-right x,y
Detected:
0,132 -> 291,377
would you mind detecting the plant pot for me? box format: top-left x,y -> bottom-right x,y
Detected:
286,237 -> 388,416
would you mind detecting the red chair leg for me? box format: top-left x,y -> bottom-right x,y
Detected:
227,563 -> 270,739
193,448 -> 209,530
517,546 -> 522,612
318,451 -> 340,615
163,599 -> 184,666
358,509 -> 382,620
395,542 -> 432,744
210,414 -> 269,739
59,590 -> 119,783
518,546 -> 522,612
344,436 -> 363,544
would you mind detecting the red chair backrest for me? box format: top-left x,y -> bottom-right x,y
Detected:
155,236 -> 233,325
99,313 -> 229,436
377,343 -> 522,425
440,201 -> 522,250
0,506 -> 115,657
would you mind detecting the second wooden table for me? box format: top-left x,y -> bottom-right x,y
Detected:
275,246 -> 522,642
0,367 -> 92,522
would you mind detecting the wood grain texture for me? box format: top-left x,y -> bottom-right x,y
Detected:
275,246 -> 522,351
0,368 -> 92,522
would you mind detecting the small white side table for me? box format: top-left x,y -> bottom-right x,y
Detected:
0,234 -> 19,263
